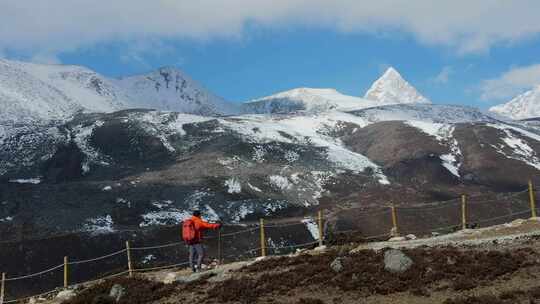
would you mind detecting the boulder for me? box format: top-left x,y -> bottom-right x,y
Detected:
56,290 -> 76,302
109,284 -> 125,302
405,234 -> 417,240
314,245 -> 327,252
162,272 -> 178,284
330,257 -> 344,273
384,249 -> 413,273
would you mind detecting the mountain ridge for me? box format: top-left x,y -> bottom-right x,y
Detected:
243,67 -> 432,114
0,59 -> 237,122
490,85 -> 540,120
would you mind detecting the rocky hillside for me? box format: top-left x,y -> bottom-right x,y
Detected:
1,104 -> 539,240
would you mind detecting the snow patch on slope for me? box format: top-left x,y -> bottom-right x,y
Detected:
140,210 -> 191,227
488,124 -> 540,170
406,121 -> 462,177
83,215 -> 115,234
302,218 -> 320,240
350,104 -> 494,125
244,88 -> 386,114
221,113 -> 389,184
8,178 -> 41,184
225,177 -> 242,194
72,120 -> 109,174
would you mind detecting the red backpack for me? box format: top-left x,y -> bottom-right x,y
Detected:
182,219 -> 197,244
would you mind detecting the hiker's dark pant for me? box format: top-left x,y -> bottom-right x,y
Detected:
189,243 -> 205,272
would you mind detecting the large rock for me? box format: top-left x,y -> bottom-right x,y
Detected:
330,257 -> 344,273
384,249 -> 413,273
109,284 -> 125,302
56,290 -> 76,302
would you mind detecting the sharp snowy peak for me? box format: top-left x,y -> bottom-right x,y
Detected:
243,88 -> 386,114
489,85 -> 540,120
115,67 -> 238,116
0,58 -> 128,122
364,67 -> 431,105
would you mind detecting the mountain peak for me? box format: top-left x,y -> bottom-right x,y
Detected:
489,86 -> 540,120
364,67 -> 431,105
381,66 -> 401,79
116,66 -> 238,116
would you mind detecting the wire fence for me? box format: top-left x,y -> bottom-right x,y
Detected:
0,183 -> 538,303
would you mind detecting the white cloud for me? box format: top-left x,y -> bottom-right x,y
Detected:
29,52 -> 61,65
480,64 -> 540,101
432,66 -> 454,84
1,1 -> 540,57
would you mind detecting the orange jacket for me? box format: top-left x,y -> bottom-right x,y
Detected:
191,215 -> 220,243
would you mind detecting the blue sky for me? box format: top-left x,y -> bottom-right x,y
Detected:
2,1 -> 540,109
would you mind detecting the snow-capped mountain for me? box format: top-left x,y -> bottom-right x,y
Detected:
244,67 -> 431,114
349,104 -> 496,124
243,88 -> 384,114
489,85 -> 540,120
364,67 -> 431,105
115,67 -> 239,116
0,58 -> 129,123
0,59 -> 237,123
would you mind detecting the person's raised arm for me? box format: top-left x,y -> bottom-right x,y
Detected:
198,218 -> 221,230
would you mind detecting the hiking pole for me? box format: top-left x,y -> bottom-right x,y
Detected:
218,230 -> 222,266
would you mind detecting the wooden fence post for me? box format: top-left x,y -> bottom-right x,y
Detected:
63,256 -> 69,289
529,180 -> 537,218
318,210 -> 324,247
1,272 -> 5,304
259,219 -> 266,257
217,230 -> 222,265
461,195 -> 467,230
390,204 -> 399,236
125,241 -> 133,277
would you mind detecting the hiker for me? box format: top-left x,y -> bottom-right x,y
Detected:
182,210 -> 222,273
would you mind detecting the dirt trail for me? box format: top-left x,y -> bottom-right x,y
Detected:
35,218 -> 540,304
354,217 -> 540,251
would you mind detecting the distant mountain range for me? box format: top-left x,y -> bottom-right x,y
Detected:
243,67 -> 432,114
1,59 -> 438,122
0,59 -> 237,123
2,57 -> 540,122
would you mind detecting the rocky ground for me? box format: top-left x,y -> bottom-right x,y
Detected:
25,218 -> 540,304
